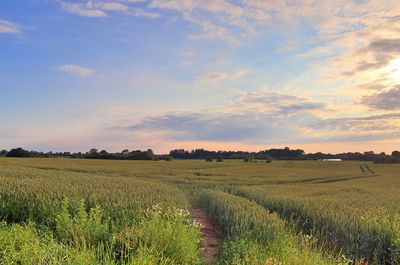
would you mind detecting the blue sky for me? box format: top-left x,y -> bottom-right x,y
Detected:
1,0 -> 400,153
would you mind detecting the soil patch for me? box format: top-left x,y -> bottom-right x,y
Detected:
192,208 -> 219,263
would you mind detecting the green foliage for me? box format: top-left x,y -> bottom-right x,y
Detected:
0,222 -> 97,264
243,156 -> 254,162
198,190 -> 336,265
113,205 -> 201,264
0,200 -> 201,264
55,198 -> 112,248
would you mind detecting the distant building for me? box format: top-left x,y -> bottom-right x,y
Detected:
321,159 -> 342,162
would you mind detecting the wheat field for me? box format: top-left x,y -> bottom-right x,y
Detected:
0,158 -> 399,264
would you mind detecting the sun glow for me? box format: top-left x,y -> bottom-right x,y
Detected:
386,58 -> 400,80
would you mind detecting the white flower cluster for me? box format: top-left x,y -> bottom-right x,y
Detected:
145,204 -> 201,229
191,219 -> 201,228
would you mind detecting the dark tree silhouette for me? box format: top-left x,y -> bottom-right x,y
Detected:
6,148 -> 31,158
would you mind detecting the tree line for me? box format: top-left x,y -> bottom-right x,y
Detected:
169,147 -> 303,160
373,151 -> 400,164
1,147 -> 399,163
0,147 -> 157,160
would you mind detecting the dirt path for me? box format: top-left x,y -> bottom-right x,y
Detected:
192,208 -> 219,264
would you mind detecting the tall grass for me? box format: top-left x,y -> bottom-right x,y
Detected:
235,185 -> 400,264
0,200 -> 202,264
197,190 -> 337,265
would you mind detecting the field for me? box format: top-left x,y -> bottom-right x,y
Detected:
0,158 -> 399,264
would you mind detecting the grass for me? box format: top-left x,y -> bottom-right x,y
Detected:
197,190 -> 336,265
0,158 -> 400,264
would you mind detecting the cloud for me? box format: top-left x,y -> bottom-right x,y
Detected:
110,91 -> 329,144
149,0 -> 270,45
361,86 -> 400,110
310,112 -> 400,131
103,87 -> 400,146
187,17 -> 238,46
341,38 -> 400,77
235,92 -> 326,113
56,64 -> 95,76
198,69 -> 247,83
61,2 -> 108,17
56,0 -> 400,47
60,1 -> 160,18
91,2 -> 129,12
123,108 -> 400,145
130,8 -> 160,18
126,111 -> 300,143
0,20 -> 21,34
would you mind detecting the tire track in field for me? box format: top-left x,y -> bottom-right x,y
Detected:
312,174 -> 379,184
359,164 -> 375,174
364,164 -> 375,174
274,173 -> 379,185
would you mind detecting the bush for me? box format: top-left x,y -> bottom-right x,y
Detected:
206,157 -> 213,162
216,156 -> 224,162
244,156 -> 254,162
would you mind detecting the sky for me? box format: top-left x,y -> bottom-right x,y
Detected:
0,0 -> 400,154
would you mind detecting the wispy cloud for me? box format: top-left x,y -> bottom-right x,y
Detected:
60,2 -> 108,17
198,69 -> 247,83
235,91 -> 326,114
56,64 -> 95,76
149,0 -> 269,45
60,1 -> 160,18
0,20 -> 21,34
361,85 -> 400,110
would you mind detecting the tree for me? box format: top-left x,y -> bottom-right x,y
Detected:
147,149 -> 154,155
100,150 -> 108,155
0,150 -> 7,157
89,149 -> 98,156
164,155 -> 173,161
216,155 -> 223,162
205,156 -> 213,162
390,151 -> 400,163
392,151 -> 400,159
6,147 -> 31,158
374,152 -> 388,164
121,149 -> 130,155
129,150 -> 154,160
